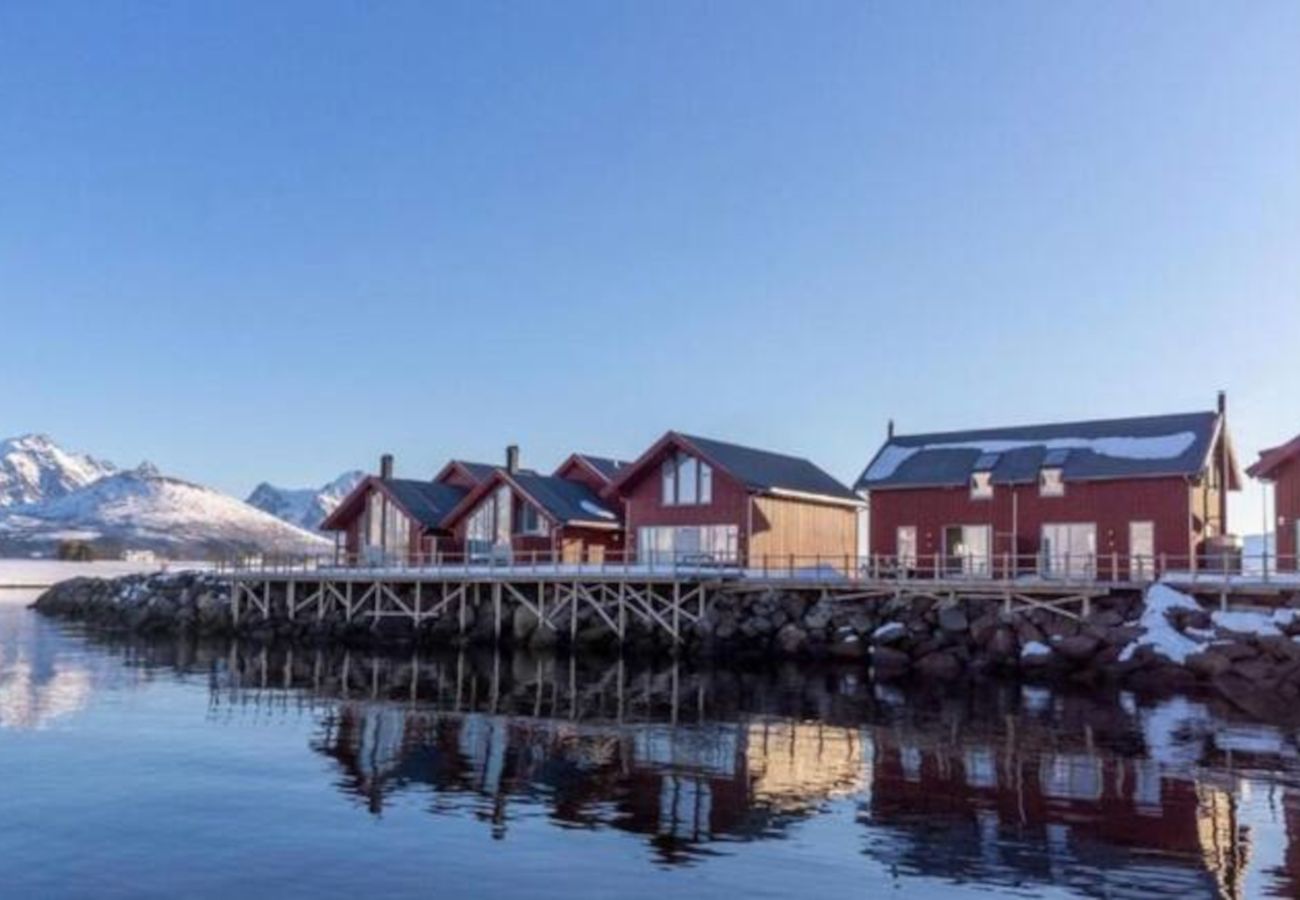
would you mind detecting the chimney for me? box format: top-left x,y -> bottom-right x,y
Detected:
1217,391 -> 1229,536
505,444 -> 520,474
887,419 -> 895,440
379,454 -> 394,480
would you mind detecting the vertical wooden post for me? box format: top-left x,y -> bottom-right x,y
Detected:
570,581 -> 578,643
493,582 -> 502,643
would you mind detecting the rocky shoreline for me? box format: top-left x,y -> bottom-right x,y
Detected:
30,572 -> 1300,714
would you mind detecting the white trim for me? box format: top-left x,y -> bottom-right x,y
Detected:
766,487 -> 866,508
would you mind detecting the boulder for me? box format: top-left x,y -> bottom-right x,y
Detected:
916,651 -> 962,680
829,626 -> 866,659
1185,649 -> 1234,679
871,646 -> 911,675
1054,634 -> 1101,663
775,623 -> 809,656
938,606 -> 968,633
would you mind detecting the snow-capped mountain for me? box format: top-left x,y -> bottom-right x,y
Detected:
0,435 -> 329,558
0,464 -> 328,557
246,470 -> 365,532
0,434 -> 118,508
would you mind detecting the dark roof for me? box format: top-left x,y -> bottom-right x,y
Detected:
678,434 -> 860,502
510,471 -> 620,526
856,411 -> 1224,491
383,479 -> 470,529
1248,434 -> 1300,481
573,454 -> 627,481
452,461 -> 497,483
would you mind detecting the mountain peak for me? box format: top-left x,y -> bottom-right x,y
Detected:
245,469 -> 365,532
0,433 -> 119,509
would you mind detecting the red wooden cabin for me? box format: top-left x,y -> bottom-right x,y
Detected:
320,453 -> 496,564
608,431 -> 864,569
1247,433 -> 1300,572
855,396 -> 1241,580
439,446 -> 625,564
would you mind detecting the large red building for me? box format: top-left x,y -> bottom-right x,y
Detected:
855,399 -> 1241,580
1247,433 -> 1300,572
609,431 -> 864,569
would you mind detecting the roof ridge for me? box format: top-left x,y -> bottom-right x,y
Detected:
889,410 -> 1217,443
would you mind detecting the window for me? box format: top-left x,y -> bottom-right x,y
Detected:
677,454 -> 698,504
970,471 -> 994,500
1039,467 -> 1065,497
512,496 -> 548,536
944,524 -> 992,577
661,451 -> 713,506
637,525 -> 738,565
1041,523 -> 1096,578
897,526 -> 918,569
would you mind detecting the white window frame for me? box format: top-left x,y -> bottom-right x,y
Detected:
970,471 -> 994,500
896,526 -> 917,570
1039,467 -> 1065,497
661,451 -> 713,507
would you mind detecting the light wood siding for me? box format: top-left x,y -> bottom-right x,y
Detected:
748,496 -> 858,571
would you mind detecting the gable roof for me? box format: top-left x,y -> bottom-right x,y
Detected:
572,454 -> 627,482
383,480 -> 470,529
610,431 -> 860,505
856,411 -> 1236,491
320,476 -> 468,532
1247,433 -> 1300,481
440,469 -> 621,530
555,452 -> 628,485
510,471 -> 620,527
434,459 -> 497,486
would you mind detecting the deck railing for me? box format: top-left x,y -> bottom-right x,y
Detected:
215,549 -> 1299,588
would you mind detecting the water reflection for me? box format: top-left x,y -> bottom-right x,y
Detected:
11,606 -> 1300,897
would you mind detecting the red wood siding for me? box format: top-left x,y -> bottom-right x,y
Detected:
619,446 -> 753,561
446,481 -> 624,562
868,476 -> 1196,577
1275,458 -> 1300,571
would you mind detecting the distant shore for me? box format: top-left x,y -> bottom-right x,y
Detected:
0,559 -> 211,589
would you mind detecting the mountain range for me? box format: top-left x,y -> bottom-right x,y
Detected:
245,471 -> 366,532
0,434 -> 343,558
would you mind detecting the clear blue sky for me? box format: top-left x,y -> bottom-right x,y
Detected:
1,1 -> 1296,528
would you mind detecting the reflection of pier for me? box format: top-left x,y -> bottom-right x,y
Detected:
199,644 -> 1294,892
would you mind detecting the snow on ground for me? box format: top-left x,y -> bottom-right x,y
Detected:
1020,641 -> 1052,660
1211,608 -> 1299,637
0,559 -> 211,588
1119,583 -> 1203,663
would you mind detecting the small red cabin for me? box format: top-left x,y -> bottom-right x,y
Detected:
1247,433 -> 1300,572
855,398 -> 1241,580
439,447 -> 624,563
609,431 -> 864,569
320,454 -> 495,564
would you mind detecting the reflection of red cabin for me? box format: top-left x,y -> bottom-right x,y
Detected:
609,431 -> 863,568
1248,434 -> 1300,571
856,398 -> 1241,579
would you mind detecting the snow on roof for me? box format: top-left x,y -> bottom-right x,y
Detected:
858,411 -> 1219,490
865,433 -> 1197,482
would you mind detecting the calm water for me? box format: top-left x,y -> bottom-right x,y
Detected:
4,590 -> 1300,898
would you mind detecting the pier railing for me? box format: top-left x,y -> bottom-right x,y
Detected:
216,549 -> 1299,589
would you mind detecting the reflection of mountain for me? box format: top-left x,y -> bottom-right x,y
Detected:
0,607 -> 92,729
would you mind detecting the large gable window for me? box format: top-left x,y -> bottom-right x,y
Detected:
661,451 -> 713,506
